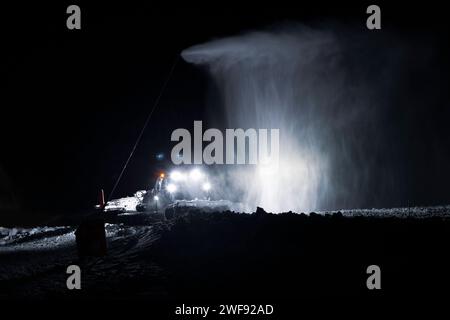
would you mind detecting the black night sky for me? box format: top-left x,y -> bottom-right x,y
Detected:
1,2 -> 449,217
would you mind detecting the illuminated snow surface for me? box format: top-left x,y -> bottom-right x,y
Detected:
0,223 -> 166,298
329,205 -> 450,219
0,205 -> 449,298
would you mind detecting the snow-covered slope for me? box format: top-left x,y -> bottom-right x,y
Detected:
0,222 -> 167,298
1,205 -> 449,299
324,205 -> 450,218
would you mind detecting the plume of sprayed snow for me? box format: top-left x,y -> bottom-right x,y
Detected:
182,26 -> 339,212
181,23 -> 426,212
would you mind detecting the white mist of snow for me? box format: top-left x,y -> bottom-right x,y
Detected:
182,26 -> 338,212
181,22 -> 434,212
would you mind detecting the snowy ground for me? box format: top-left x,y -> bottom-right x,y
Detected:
323,205 -> 450,218
0,222 -> 168,298
1,205 -> 449,299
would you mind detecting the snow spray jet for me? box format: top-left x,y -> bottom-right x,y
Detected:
181,26 -> 339,212
182,24 -> 426,212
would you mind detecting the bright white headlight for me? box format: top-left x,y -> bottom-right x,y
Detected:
189,168 -> 203,182
166,183 -> 177,193
170,170 -> 186,181
202,182 -> 211,191
153,195 -> 159,201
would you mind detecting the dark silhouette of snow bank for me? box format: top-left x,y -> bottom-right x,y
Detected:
1,207 -> 450,300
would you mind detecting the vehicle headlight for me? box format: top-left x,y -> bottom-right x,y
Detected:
202,182 -> 211,191
153,195 -> 159,201
170,170 -> 186,181
166,183 -> 177,193
189,168 -> 203,182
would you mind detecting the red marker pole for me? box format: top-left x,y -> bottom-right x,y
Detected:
99,189 -> 105,209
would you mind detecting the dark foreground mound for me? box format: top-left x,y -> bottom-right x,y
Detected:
153,210 -> 450,300
2,209 -> 450,306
